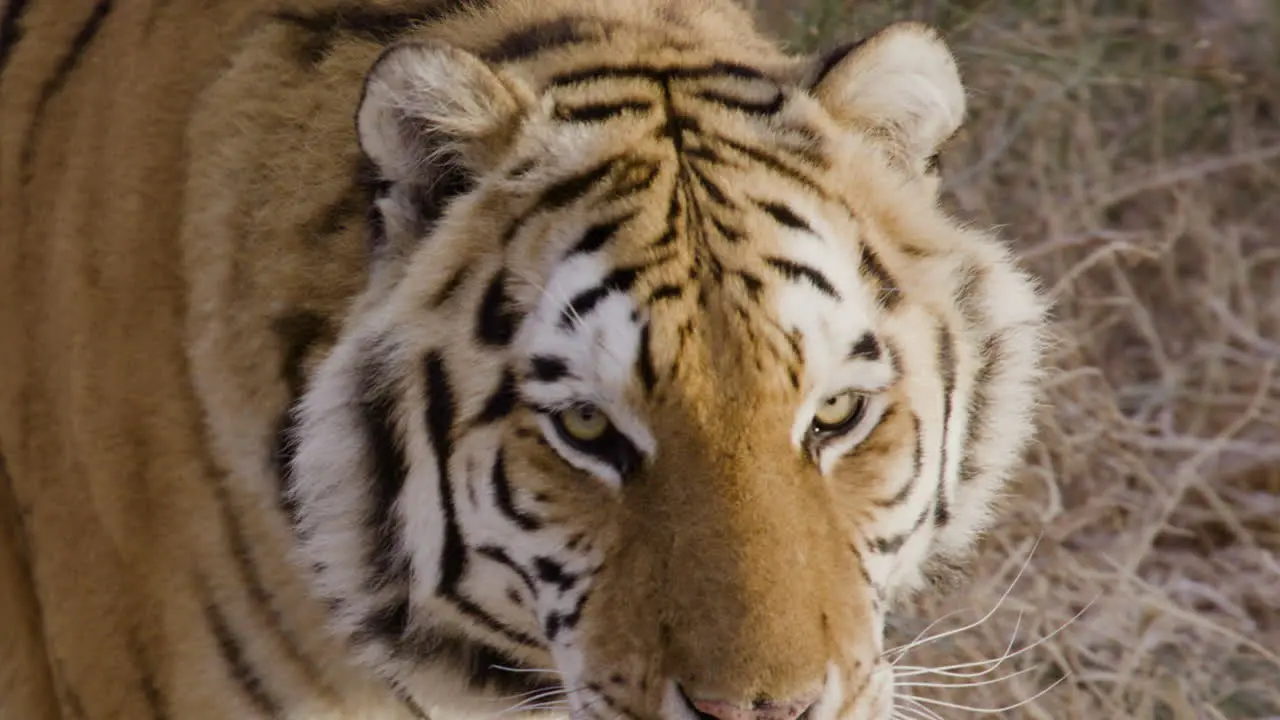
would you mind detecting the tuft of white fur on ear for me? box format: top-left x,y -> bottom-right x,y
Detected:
809,22 -> 965,169
357,40 -> 520,183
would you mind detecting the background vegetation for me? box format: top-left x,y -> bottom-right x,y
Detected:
748,0 -> 1280,716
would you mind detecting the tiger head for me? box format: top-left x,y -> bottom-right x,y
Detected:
287,8 -> 1046,720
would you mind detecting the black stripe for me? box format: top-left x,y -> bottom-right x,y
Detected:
711,215 -> 743,243
402,164 -> 476,236
549,61 -> 766,88
273,4 -> 473,66
425,351 -> 464,592
859,245 -> 901,309
199,575 -> 283,717
431,263 -> 473,309
490,452 -> 543,531
934,484 -> 951,526
871,505 -> 930,555
954,263 -> 986,327
763,256 -> 840,299
808,39 -> 868,89
272,311 -> 331,399
687,163 -> 730,206
425,353 -> 541,649
211,465 -> 332,694
475,544 -> 538,595
683,144 -> 721,165
533,556 -> 580,593
389,681 -> 432,720
357,357 -> 411,587
935,323 -> 957,527
357,595 -> 410,646
476,369 -> 518,424
0,0 -> 30,76
849,332 -> 881,361
561,284 -> 610,324
636,322 -> 658,393
958,334 -> 1002,483
569,215 -> 630,256
755,199 -> 812,233
556,99 -> 653,123
483,16 -> 595,63
476,269 -> 520,347
558,266 -> 639,328
544,591 -> 589,642
305,187 -> 363,245
127,634 -> 170,720
608,158 -> 661,200
694,89 -> 784,117
21,0 -> 113,183
873,413 -> 922,508
737,271 -> 763,300
529,355 -> 570,383
648,284 -> 684,303
706,132 -> 828,197
537,157 -> 617,210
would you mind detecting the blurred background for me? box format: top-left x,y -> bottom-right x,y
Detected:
743,0 -> 1280,717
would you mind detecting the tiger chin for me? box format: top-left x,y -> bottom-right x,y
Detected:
269,1 -> 1045,719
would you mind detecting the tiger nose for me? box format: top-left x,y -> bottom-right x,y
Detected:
684,690 -> 820,720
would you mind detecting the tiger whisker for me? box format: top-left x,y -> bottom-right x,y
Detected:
896,697 -> 947,720
894,594 -> 1097,680
886,534 -> 1042,664
892,610 -> 1023,680
903,673 -> 1068,714
496,686 -> 570,704
489,664 -> 565,676
894,662 -> 1039,690
494,680 -> 590,715
497,696 -> 574,715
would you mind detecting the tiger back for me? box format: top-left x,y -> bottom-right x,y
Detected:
0,1 -> 1048,719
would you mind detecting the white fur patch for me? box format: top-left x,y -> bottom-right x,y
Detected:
515,252 -> 656,487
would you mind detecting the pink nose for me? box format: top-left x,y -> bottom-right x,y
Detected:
689,694 -> 819,720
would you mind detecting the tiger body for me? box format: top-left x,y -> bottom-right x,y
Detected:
0,1 -> 1048,719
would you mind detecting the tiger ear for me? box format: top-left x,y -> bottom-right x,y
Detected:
807,22 -> 965,175
356,40 -> 521,184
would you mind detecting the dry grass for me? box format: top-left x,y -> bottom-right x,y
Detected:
749,0 -> 1280,717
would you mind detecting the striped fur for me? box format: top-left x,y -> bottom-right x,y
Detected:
0,1 -> 1047,719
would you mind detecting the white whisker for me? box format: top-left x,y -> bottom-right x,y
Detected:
887,535 -> 1042,665
895,594 -> 1097,680
895,663 -> 1039,690
497,687 -> 568,704
904,674 -> 1068,714
497,697 -> 572,715
897,696 -> 947,720
489,664 -> 565,676
892,611 -> 1023,680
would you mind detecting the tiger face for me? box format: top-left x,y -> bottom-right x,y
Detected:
288,17 -> 1045,720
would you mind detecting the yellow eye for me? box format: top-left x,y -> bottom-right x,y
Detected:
812,391 -> 868,434
557,405 -> 610,442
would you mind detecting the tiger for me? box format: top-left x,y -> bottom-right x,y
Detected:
0,0 -> 1049,718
